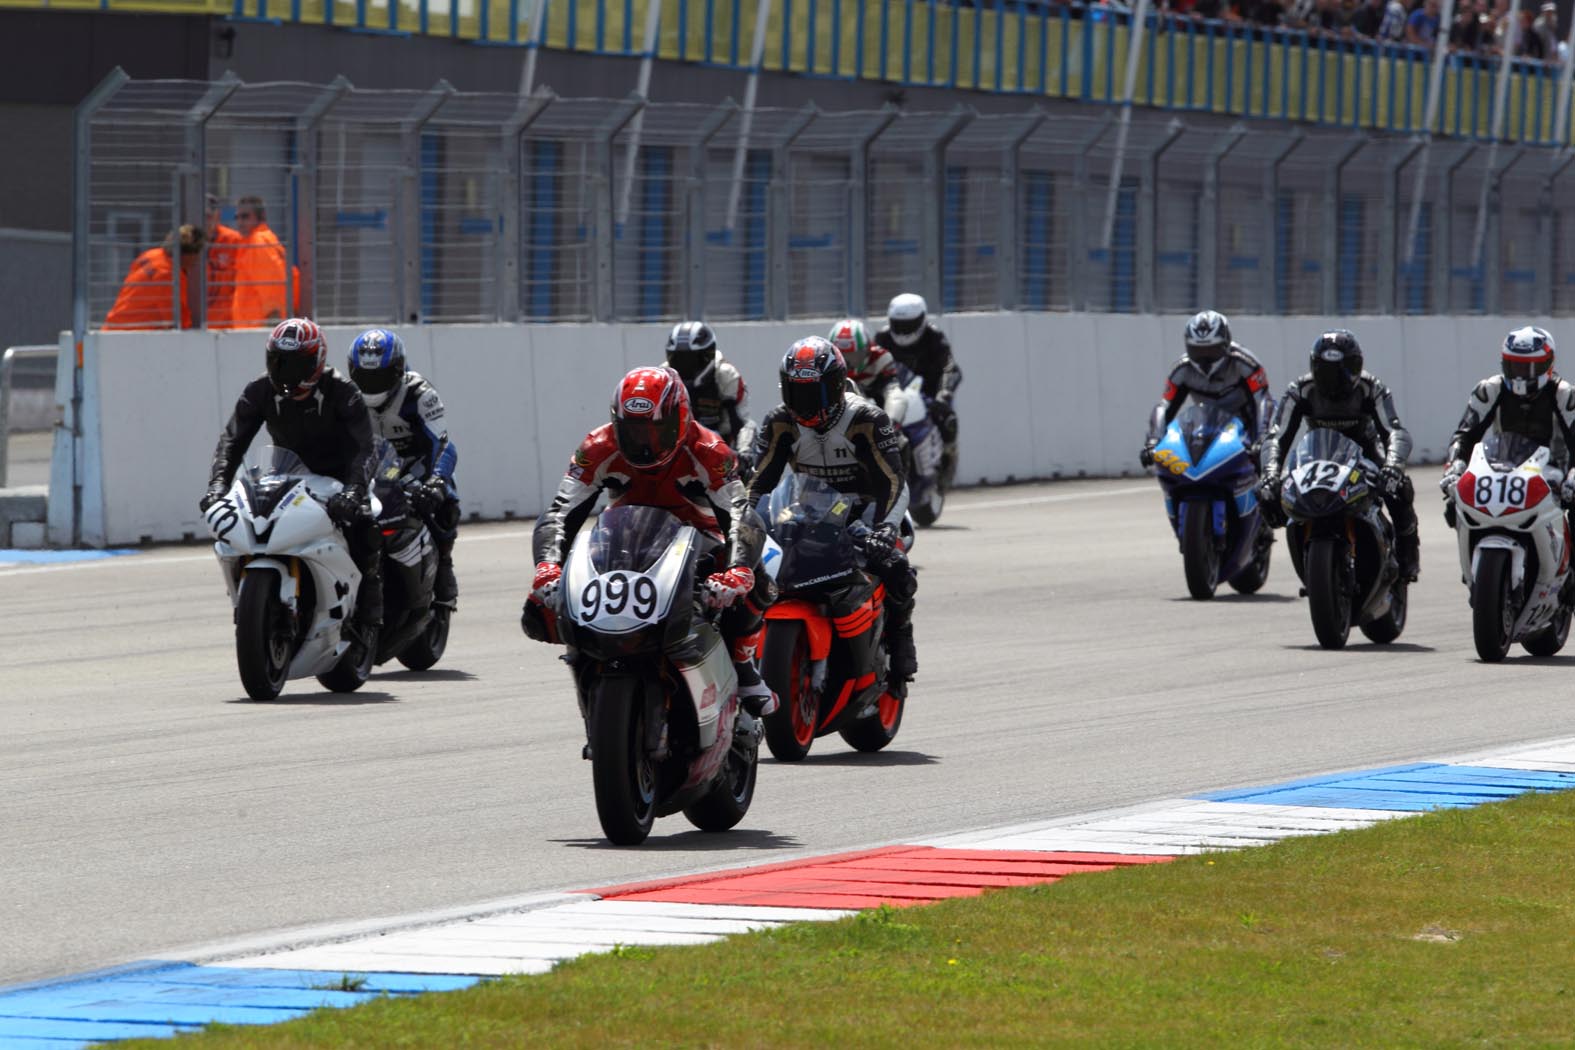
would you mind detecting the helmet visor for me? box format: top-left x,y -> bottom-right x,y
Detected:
784,378 -> 829,425
1186,342 -> 1227,367
889,314 -> 924,339
615,414 -> 681,467
267,350 -> 319,393
666,346 -> 712,384
350,365 -> 400,397
1505,357 -> 1551,385
1312,359 -> 1354,399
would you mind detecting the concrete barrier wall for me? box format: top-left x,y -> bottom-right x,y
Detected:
55,313 -> 1539,546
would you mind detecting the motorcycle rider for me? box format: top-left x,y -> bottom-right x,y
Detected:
347,328 -> 461,606
874,293 -> 962,487
1258,329 -> 1420,581
200,318 -> 383,636
1140,310 -> 1272,467
830,318 -> 907,426
747,337 -> 919,693
526,366 -> 778,716
1440,326 -> 1575,530
663,321 -> 757,465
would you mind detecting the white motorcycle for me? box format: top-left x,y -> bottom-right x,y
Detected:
1447,430 -> 1573,662
204,445 -> 379,700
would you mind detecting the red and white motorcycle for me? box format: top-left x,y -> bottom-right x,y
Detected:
1447,430 -> 1573,661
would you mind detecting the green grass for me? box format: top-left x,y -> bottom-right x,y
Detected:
113,790 -> 1575,1049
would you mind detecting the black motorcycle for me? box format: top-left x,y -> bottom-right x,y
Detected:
1277,429 -> 1407,649
366,444 -> 450,673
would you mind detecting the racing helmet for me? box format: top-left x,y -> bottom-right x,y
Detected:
1184,310 -> 1232,372
611,366 -> 692,469
265,318 -> 326,400
665,321 -> 718,385
1502,326 -> 1556,399
1310,329 -> 1364,400
347,328 -> 407,409
780,336 -> 848,432
828,319 -> 874,378
886,293 -> 928,348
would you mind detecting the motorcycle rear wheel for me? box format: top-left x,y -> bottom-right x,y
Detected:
1306,537 -> 1352,649
1471,548 -> 1515,662
396,606 -> 451,671
683,732 -> 758,832
590,677 -> 657,845
1523,604 -> 1572,657
762,621 -> 818,762
839,690 -> 904,752
235,572 -> 293,701
1182,503 -> 1221,600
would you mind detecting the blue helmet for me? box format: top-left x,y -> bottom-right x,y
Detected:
348,328 -> 406,408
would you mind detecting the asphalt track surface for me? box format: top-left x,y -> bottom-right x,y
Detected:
5,477 -> 1573,988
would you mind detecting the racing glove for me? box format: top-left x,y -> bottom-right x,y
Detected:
1139,441 -> 1157,468
198,485 -> 227,514
1380,464 -> 1406,499
327,485 -> 366,526
412,477 -> 447,515
1439,460 -> 1466,495
702,566 -> 755,610
1257,473 -> 1286,528
1559,476 -> 1575,508
531,561 -> 563,607
861,522 -> 903,569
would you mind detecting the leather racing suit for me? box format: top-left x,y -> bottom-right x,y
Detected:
1146,343 -> 1273,448
874,322 -> 962,487
1443,374 -> 1575,546
367,369 -> 461,604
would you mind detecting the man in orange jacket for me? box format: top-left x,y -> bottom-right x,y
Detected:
205,194 -> 244,328
104,225 -> 206,330
231,195 -> 289,328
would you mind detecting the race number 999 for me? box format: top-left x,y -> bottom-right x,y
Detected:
579,571 -> 659,622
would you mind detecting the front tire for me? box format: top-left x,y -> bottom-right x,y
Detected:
396,607 -> 451,671
1306,536 -> 1352,650
1182,503 -> 1221,600
590,677 -> 657,845
1471,548 -> 1515,662
235,571 -> 294,701
1523,604 -> 1571,657
839,690 -> 905,752
762,621 -> 818,762
911,487 -> 943,528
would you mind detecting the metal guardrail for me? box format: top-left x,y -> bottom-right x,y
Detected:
11,0 -> 1575,144
0,346 -> 57,490
72,74 -> 1575,332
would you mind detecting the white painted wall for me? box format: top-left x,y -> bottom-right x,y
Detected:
52,313 -> 1538,546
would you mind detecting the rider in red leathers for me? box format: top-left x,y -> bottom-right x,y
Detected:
524,366 -> 777,716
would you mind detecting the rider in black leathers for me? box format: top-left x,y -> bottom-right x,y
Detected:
874,293 -> 962,487
748,336 -> 918,693
1258,329 -> 1420,581
1141,310 -> 1272,467
200,318 -> 383,631
663,321 -> 757,461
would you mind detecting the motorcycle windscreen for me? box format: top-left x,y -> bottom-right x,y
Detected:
1284,428 -> 1363,476
244,446 -> 311,518
564,505 -> 695,635
1168,401 -> 1246,478
1480,429 -> 1547,474
764,472 -> 860,590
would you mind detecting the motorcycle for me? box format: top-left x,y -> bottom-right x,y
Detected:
895,372 -> 947,528
758,473 -> 905,761
1277,429 -> 1407,649
204,445 -> 378,701
368,452 -> 451,673
1148,399 -> 1273,600
541,503 -> 764,846
1447,430 -> 1572,661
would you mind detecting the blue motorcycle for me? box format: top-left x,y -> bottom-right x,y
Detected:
1150,399 -> 1273,600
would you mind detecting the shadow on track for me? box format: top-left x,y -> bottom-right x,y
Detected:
1167,593 -> 1301,604
789,749 -> 941,767
1282,642 -> 1437,653
226,690 -> 400,706
552,828 -> 804,852
376,668 -> 479,683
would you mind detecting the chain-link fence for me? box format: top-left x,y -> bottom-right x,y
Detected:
75,72 -> 1575,334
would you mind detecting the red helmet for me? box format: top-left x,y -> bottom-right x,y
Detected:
266,318 -> 326,400
611,366 -> 691,469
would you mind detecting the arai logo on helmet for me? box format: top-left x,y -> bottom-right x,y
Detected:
273,337 -> 300,351
622,396 -> 655,413
1319,348 -> 1344,362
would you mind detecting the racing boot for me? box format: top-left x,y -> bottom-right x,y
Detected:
355,566 -> 384,630
734,659 -> 779,718
1397,526 -> 1420,583
434,538 -> 458,606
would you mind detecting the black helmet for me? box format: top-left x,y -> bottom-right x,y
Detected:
780,336 -> 848,432
665,321 -> 718,384
1310,330 -> 1363,400
1184,310 -> 1232,371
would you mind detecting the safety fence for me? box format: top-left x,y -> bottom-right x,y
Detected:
75,73 -> 1575,333
15,0 -> 1575,145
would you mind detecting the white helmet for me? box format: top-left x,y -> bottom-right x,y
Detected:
887,293 -> 928,348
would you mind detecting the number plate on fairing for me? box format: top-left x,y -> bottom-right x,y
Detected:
1295,459 -> 1352,492
563,519 -> 694,634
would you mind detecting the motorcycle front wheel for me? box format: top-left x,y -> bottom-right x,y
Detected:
839,689 -> 904,752
762,621 -> 818,762
590,677 -> 658,845
396,606 -> 451,671
1182,503 -> 1221,600
1471,548 -> 1515,662
1306,536 -> 1352,649
235,571 -> 293,701
911,488 -> 944,528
